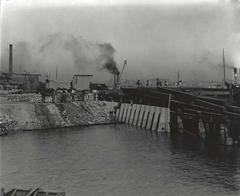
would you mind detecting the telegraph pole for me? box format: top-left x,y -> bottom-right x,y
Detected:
223,48 -> 226,86
178,71 -> 180,84
56,65 -> 58,81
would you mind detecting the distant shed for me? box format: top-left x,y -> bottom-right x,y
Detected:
48,80 -> 70,89
72,74 -> 93,90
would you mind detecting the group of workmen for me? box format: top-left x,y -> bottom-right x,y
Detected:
136,78 -> 168,87
136,78 -> 183,87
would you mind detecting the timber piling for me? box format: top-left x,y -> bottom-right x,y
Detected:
109,87 -> 240,145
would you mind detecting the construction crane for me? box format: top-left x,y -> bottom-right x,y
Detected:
115,60 -> 127,89
116,59 -> 127,88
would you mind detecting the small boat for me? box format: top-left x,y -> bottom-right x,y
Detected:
1,187 -> 65,196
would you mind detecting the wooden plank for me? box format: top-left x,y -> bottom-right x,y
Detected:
26,188 -> 39,196
171,100 -> 224,114
155,111 -> 161,132
224,111 -> 240,118
55,193 -> 65,196
132,105 -> 137,125
10,189 -> 17,196
140,109 -> 146,128
124,104 -> 129,122
226,105 -> 240,114
5,188 -> 64,196
194,99 -> 225,110
150,111 -> 155,131
127,105 -> 133,124
32,190 -> 39,196
145,109 -> 150,129
120,104 -> 125,122
136,105 -> 142,126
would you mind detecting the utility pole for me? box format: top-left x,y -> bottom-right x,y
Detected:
223,48 -> 226,86
56,65 -> 58,81
177,71 -> 180,84
9,44 -> 13,73
234,67 -> 238,85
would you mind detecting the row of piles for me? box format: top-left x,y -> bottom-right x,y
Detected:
108,102 -> 170,132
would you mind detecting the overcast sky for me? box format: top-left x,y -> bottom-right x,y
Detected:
1,0 -> 240,82
1,0 -> 220,7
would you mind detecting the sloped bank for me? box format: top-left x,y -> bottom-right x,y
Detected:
0,101 -> 116,131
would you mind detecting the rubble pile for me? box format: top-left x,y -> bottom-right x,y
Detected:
46,104 -> 66,127
0,99 -> 115,131
0,115 -> 17,130
84,101 -> 112,123
56,101 -> 112,127
6,93 -> 42,103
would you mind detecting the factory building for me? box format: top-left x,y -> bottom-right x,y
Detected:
0,44 -> 41,92
0,72 -> 41,92
72,74 -> 93,90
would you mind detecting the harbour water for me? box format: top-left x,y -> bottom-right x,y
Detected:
1,125 -> 240,196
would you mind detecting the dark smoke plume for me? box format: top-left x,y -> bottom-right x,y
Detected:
1,34 -> 118,80
98,43 -> 119,74
102,58 -> 119,74
38,34 -> 118,75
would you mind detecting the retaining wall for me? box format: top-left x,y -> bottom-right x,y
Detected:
0,101 -> 115,131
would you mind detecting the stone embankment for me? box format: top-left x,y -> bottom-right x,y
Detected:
0,99 -> 115,131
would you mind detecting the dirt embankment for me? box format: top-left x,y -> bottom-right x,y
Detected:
0,101 -> 115,131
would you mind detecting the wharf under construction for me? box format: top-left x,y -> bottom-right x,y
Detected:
2,44 -> 240,146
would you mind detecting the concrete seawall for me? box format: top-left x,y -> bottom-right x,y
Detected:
0,101 -> 114,131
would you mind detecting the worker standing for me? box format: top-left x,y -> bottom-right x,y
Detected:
136,80 -> 141,87
146,80 -> 149,86
156,78 -> 160,87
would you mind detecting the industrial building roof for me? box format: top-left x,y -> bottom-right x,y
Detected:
73,74 -> 93,77
1,72 -> 41,76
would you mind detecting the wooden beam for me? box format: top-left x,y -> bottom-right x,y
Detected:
171,100 -> 224,114
55,193 -> 65,196
193,99 -> 225,111
26,188 -> 39,196
10,189 -> 17,196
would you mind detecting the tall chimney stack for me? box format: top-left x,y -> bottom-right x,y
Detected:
9,44 -> 13,73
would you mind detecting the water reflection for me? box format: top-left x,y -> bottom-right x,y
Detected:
1,124 -> 240,196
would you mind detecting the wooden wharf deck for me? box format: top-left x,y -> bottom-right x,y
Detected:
120,87 -> 240,145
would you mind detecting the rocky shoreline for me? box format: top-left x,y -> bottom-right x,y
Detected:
0,100 -> 117,131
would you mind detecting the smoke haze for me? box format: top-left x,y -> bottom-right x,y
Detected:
1,34 -> 118,81
1,1 -> 240,82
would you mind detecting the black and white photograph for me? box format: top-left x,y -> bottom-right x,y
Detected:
0,0 -> 240,195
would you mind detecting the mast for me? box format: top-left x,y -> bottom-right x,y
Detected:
223,48 -> 226,86
9,44 -> 13,73
178,71 -> 180,84
56,65 -> 58,80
